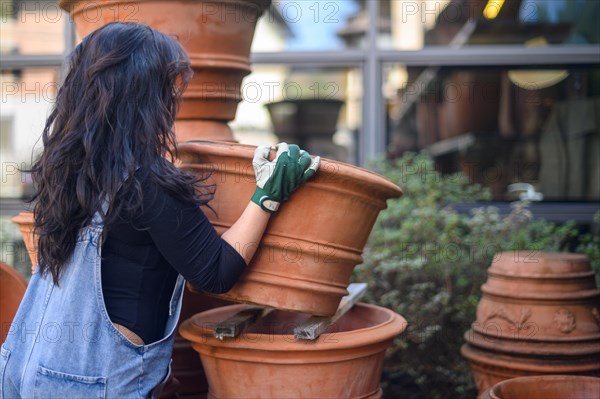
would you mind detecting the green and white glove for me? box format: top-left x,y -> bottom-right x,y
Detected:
251,142 -> 320,213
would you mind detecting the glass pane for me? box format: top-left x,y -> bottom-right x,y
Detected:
1,0 -> 66,55
1,68 -> 58,199
0,215 -> 32,280
252,1 -> 364,52
379,0 -> 600,49
231,65 -> 361,164
384,63 -> 600,201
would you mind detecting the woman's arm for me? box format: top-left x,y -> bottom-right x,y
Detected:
221,202 -> 270,265
222,143 -> 319,265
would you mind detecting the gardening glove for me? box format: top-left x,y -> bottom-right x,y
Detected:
251,142 -> 320,213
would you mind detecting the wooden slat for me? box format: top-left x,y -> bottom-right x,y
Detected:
214,307 -> 273,340
293,283 -> 368,340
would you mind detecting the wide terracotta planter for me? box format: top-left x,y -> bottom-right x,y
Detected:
478,375 -> 600,399
60,0 -> 271,142
178,141 -> 403,316
462,251 -> 600,393
179,303 -> 408,398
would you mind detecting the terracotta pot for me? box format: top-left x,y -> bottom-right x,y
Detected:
10,212 -> 37,271
179,303 -> 407,398
59,0 -> 271,142
0,261 -> 28,343
442,71 -> 500,139
462,251 -> 600,393
178,141 -> 403,316
478,375 -> 600,399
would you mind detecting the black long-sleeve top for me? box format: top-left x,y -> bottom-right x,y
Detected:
101,175 -> 246,344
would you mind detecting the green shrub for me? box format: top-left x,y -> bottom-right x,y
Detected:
353,152 -> 598,399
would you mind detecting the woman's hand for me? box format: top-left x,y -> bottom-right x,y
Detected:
251,143 -> 320,213
221,143 -> 320,265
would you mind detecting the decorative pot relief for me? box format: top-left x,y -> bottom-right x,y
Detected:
553,309 -> 576,334
483,306 -> 534,336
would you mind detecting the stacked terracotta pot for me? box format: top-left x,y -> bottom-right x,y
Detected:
60,0 -> 271,142
180,303 -> 407,398
462,251 -> 600,393
175,141 -> 407,398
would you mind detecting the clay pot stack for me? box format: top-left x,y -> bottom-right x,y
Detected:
176,141 -> 406,398
462,251 -> 600,393
60,0 -> 271,142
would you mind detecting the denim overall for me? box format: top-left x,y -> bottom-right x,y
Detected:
1,209 -> 185,398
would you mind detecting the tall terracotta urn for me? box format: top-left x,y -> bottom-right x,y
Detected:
178,141 -> 403,316
59,0 -> 271,142
461,251 -> 600,393
179,303 -> 408,398
478,375 -> 600,399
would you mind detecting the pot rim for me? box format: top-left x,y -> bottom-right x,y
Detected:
464,329 -> 600,350
60,0 -> 272,15
484,374 -> 600,399
461,343 -> 600,373
180,303 -> 408,351
480,284 -> 600,301
178,141 -> 403,199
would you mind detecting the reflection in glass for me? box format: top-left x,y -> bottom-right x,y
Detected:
0,0 -> 66,54
385,63 -> 600,201
380,0 -> 600,49
1,68 -> 58,199
0,217 -> 31,280
253,0 -> 362,52
231,65 -> 361,164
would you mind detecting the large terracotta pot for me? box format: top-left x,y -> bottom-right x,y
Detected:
179,303 -> 408,398
59,0 -> 271,142
178,141 -> 403,316
462,251 -> 600,393
478,375 -> 600,399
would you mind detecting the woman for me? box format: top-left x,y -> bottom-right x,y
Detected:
0,22 -> 319,398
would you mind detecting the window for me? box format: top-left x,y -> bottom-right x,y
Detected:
1,0 -> 599,263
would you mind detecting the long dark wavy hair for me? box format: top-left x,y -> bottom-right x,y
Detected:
30,22 -> 211,285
